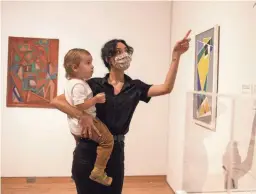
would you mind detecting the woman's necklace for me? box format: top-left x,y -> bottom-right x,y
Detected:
108,78 -> 124,95
108,79 -> 123,86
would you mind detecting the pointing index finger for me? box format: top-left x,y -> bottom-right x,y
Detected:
183,30 -> 191,40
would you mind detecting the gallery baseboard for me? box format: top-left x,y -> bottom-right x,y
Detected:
1,175 -> 167,184
175,190 -> 256,194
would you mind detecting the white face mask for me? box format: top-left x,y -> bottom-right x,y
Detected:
112,52 -> 132,71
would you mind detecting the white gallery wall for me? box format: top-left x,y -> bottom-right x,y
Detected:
167,1 -> 256,191
1,1 -> 171,177
0,1 -> 2,189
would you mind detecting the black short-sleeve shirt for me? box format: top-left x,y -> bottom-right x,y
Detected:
87,73 -> 152,135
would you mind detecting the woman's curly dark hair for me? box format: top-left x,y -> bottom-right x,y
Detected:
101,39 -> 134,70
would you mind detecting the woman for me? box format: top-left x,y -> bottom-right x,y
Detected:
51,30 -> 191,194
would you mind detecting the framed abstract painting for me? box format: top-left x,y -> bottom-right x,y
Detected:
193,25 -> 220,130
6,36 -> 59,108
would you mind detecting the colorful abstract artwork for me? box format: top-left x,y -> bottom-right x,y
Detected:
193,25 -> 220,130
6,36 -> 59,108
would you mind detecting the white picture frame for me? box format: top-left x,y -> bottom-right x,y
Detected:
193,25 -> 220,131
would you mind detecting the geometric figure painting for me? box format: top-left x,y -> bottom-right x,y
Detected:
193,25 -> 220,130
6,36 -> 59,108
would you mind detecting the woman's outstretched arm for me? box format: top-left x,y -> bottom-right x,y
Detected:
147,30 -> 191,97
